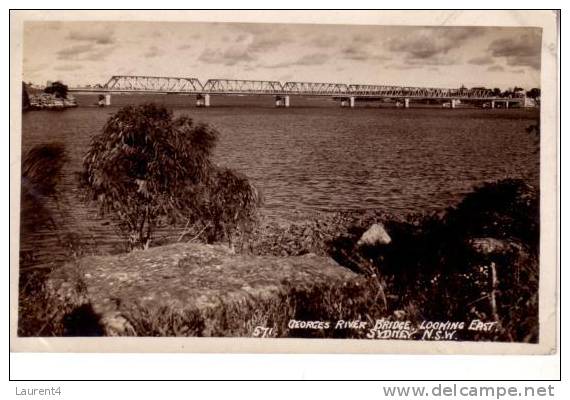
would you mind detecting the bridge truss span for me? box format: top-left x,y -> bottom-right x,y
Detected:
104,75 -> 203,93
282,81 -> 349,95
347,84 -> 495,99
202,79 -> 284,94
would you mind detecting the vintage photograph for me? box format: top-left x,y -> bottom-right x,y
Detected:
11,11 -> 557,352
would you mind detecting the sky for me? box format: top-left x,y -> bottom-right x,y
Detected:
22,21 -> 542,90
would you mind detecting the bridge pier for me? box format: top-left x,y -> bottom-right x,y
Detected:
196,94 -> 210,107
98,94 -> 111,106
275,95 -> 290,107
340,97 -> 355,107
491,100 -> 495,109
451,99 -> 458,109
404,98 -> 410,108
505,100 -> 509,109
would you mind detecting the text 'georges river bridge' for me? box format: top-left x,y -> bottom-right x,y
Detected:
69,75 -> 520,109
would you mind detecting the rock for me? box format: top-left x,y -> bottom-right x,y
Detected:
46,242 -> 361,336
99,312 -> 135,336
357,223 -> 392,247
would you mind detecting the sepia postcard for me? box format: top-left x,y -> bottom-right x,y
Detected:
9,10 -> 559,354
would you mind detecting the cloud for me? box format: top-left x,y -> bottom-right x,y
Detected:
406,55 -> 459,66
385,63 -> 419,70
57,44 -> 95,60
229,24 -> 289,54
340,46 -> 390,62
178,44 -> 192,50
198,47 -> 256,66
487,32 -> 541,69
68,29 -> 115,45
57,43 -> 116,62
82,46 -> 117,61
197,28 -> 286,66
311,34 -> 338,48
233,23 -> 273,35
511,68 -> 525,74
352,34 -> 375,44
144,46 -> 163,58
248,35 -> 287,53
487,65 -> 505,72
295,53 -> 330,65
265,53 -> 331,69
387,27 -> 480,62
341,46 -> 370,61
54,64 -> 83,71
468,55 -> 495,65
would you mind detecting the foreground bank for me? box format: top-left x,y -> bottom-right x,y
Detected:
31,178 -> 538,341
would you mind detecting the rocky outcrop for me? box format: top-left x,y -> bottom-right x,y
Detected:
357,223 -> 392,247
28,93 -> 77,110
46,242 -> 362,336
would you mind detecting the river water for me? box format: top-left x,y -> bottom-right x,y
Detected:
19,94 -> 540,268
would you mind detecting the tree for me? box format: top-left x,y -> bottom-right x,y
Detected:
526,88 -> 541,99
44,81 -> 68,99
513,87 -> 525,98
81,103 -> 260,250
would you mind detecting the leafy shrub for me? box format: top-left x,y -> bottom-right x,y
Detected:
443,179 -> 539,254
81,103 -> 259,249
20,143 -> 67,233
22,142 -> 67,198
202,168 -> 262,248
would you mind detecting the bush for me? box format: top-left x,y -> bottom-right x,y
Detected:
20,143 -> 67,233
22,142 -> 67,197
325,179 -> 539,342
202,168 -> 261,248
81,103 -> 259,250
249,179 -> 539,342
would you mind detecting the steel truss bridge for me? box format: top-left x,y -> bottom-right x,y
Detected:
70,75 -> 525,108
71,75 -> 502,100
